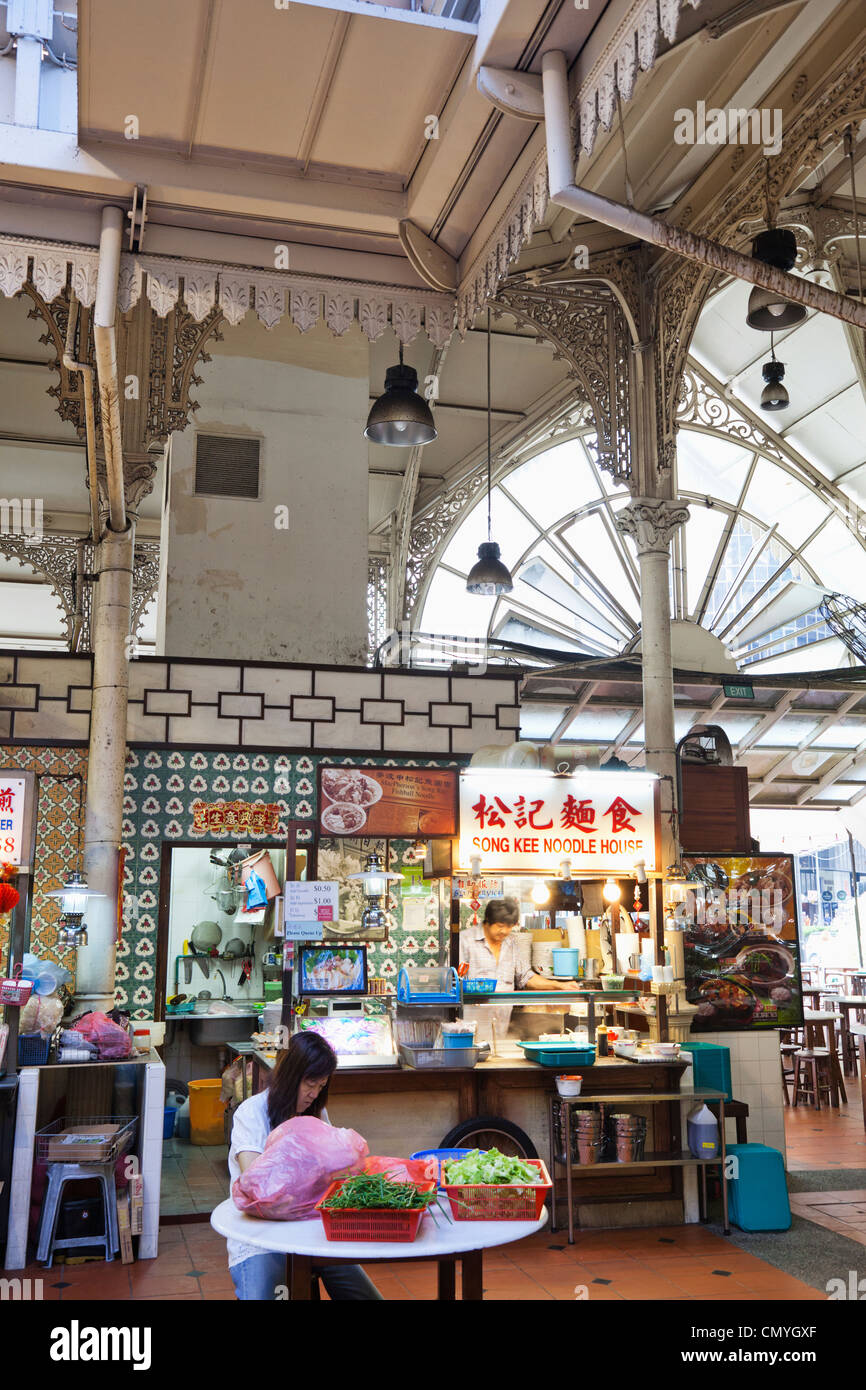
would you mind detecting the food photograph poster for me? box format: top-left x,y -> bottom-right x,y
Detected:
317,765 -> 457,838
682,854 -> 804,1032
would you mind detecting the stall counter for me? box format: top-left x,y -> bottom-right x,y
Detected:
231,1047 -> 692,1230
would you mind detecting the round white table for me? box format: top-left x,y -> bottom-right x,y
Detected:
211,1198 -> 548,1300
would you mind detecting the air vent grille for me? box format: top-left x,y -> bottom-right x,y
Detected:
194,435 -> 260,499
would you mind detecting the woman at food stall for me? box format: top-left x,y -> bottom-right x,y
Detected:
459,897 -> 576,991
227,1032 -> 383,1300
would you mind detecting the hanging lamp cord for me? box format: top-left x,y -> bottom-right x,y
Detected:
487,307 -> 492,542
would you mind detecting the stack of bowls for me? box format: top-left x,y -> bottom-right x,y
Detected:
573,1107 -> 604,1165
609,1112 -> 647,1162
552,1103 -> 581,1163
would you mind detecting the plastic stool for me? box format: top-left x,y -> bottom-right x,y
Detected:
726,1143 -> 791,1231
36,1161 -> 120,1267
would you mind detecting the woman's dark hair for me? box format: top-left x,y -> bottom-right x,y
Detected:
483,896 -> 520,928
266,1032 -> 338,1130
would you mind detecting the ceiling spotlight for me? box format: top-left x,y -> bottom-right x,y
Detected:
365,343 -> 437,446
746,229 -> 807,331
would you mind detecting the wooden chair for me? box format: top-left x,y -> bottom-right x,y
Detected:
780,1042 -> 800,1106
792,1051 -> 834,1109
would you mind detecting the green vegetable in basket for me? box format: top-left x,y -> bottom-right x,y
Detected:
321,1173 -> 438,1210
442,1148 -> 541,1186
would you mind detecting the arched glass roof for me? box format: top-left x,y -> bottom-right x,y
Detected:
418,352 -> 866,675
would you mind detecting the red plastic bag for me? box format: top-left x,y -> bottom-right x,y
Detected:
232,1115 -> 369,1220
362,1155 -> 438,1184
72,1010 -> 134,1060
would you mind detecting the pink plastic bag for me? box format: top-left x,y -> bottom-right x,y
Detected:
232,1115 -> 369,1220
72,1011 -> 134,1060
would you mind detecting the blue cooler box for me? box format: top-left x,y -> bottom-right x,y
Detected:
726,1143 -> 791,1231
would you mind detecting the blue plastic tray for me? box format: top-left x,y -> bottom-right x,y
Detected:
519,1041 -> 596,1067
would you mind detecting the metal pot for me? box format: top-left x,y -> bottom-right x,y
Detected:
582,958 -> 600,980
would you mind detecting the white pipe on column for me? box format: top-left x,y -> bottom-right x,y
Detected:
639,545 -> 679,869
76,205 -> 134,1014
539,50 -> 866,331
92,206 -> 127,534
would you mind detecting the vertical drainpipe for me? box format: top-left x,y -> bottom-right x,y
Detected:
75,208 -> 134,1015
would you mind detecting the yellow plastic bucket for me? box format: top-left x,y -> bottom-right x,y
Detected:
188,1078 -> 226,1146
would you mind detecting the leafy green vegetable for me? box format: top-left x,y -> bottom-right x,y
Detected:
321,1173 -> 437,1210
442,1148 -> 541,1186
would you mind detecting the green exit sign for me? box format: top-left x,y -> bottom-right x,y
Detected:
723,682 -> 755,699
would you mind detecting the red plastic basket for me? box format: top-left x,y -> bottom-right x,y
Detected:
316,1179 -> 437,1243
440,1158 -> 552,1221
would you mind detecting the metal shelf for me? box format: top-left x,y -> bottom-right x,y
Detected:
556,1088 -> 727,1105
551,1150 -> 720,1170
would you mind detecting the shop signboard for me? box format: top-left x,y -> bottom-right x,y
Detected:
457,771 -> 658,873
682,853 -> 804,1032
190,799 -> 281,836
0,776 -> 28,864
283,880 -> 339,941
317,765 -> 457,838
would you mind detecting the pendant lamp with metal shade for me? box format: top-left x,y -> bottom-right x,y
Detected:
365,342 -> 437,446
746,227 -> 807,331
466,310 -> 513,596
760,333 -> 789,411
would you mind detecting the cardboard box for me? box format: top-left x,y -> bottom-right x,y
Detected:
116,1190 -> 134,1265
46,1123 -> 123,1162
128,1174 -> 143,1236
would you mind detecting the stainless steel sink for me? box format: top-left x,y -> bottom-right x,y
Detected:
186,1010 -> 259,1047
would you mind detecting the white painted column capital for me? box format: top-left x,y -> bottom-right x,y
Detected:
615,496 -> 690,554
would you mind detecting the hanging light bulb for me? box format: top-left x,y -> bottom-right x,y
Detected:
365,342 -> 437,446
467,308 -> 513,596
746,229 -> 807,331
602,877 -> 621,904
531,880 -> 550,906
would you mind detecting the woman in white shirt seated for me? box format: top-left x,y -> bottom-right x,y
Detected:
228,1031 -> 383,1300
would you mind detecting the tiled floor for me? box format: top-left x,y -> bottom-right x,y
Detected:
15,1222 -> 824,1301
160,1138 -> 230,1216
784,1076 -> 866,1171
28,1061 -> 862,1300
789,1190 -> 866,1248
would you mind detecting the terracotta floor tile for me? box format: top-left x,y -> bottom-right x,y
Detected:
124,1274 -> 200,1297
666,1272 -> 751,1295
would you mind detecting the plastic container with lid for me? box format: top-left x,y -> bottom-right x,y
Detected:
132,1026 -> 151,1054
687,1103 -> 720,1160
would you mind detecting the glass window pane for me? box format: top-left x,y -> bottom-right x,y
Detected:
420,570 -> 494,638
502,439 -> 600,528
683,505 -> 727,615
676,430 -> 753,505
440,489 -> 539,574
564,511 -> 640,620
801,516 -> 866,596
744,458 -> 828,549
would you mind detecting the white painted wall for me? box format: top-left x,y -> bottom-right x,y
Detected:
158,318 -> 369,665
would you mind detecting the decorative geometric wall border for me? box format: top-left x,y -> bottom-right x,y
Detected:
0,654 -> 522,757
